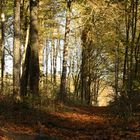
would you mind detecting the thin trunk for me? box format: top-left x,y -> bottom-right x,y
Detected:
53,39 -> 56,84
54,39 -> 59,84
59,1 -> 71,101
60,47 -> 62,76
86,45 -> 91,105
39,47 -> 44,89
39,48 -> 44,75
50,39 -> 53,83
13,0 -> 21,96
115,42 -> 119,97
122,1 -> 131,100
46,40 -> 49,87
129,0 -> 138,94
39,19 -> 45,77
68,57 -> 72,94
0,2 -> 5,92
134,33 -> 140,77
81,48 -> 85,102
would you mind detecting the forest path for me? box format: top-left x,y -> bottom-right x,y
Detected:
0,104 -> 140,140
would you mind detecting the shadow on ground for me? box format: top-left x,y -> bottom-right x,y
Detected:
0,96 -> 140,140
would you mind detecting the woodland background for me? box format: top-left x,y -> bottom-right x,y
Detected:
0,0 -> 140,139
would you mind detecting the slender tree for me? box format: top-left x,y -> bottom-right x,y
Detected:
45,39 -> 49,89
13,0 -> 21,96
59,0 -> 72,101
0,0 -> 5,92
53,38 -> 59,84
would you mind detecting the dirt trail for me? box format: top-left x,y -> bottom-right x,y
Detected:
0,105 -> 140,140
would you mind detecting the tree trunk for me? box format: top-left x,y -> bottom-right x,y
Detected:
114,41 -> 119,97
134,33 -> 140,77
38,18 -> 45,89
129,0 -> 138,95
59,1 -> 71,101
20,0 -> 30,96
50,39 -> 53,83
13,0 -> 21,96
29,0 -> 39,96
122,1 -> 131,101
45,40 -> 49,90
20,44 -> 30,96
53,39 -> 57,84
20,26 -> 30,96
0,1 -> 5,93
39,47 -> 44,89
81,48 -> 86,102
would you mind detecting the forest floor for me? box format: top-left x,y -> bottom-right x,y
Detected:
0,99 -> 140,140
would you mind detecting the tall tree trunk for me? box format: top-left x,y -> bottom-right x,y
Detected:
1,19 -> 5,93
59,1 -> 71,101
53,39 -> 59,84
45,40 -> 49,90
129,0 -> 138,95
81,28 -> 92,105
53,40 -> 56,84
114,40 -> 120,98
51,39 -> 54,83
29,0 -> 39,96
20,0 -> 30,96
20,26 -> 30,96
13,0 -> 21,96
20,44 -> 30,96
80,48 -> 86,102
0,1 -> 5,92
68,56 -> 72,94
50,39 -> 54,83
39,47 -> 44,88
134,33 -> 140,77
59,47 -> 62,76
86,44 -> 92,105
122,1 -> 131,101
114,24 -> 120,99
38,19 -> 45,88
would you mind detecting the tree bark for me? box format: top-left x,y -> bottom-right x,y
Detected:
29,0 -> 40,96
0,0 -> 5,93
50,39 -> 54,83
20,44 -> 30,96
53,39 -> 59,84
20,0 -> 30,97
59,1 -> 71,101
13,0 -> 21,96
45,40 -> 49,90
